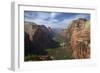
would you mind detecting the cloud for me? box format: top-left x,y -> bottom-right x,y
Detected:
36,12 -> 50,20
24,12 -> 61,28
24,11 -> 37,19
73,14 -> 90,20
24,11 -> 90,29
50,13 -> 61,19
61,14 -> 90,25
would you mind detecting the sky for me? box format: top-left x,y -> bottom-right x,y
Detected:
24,11 -> 90,29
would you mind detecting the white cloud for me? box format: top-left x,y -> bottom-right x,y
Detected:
26,12 -> 61,28
36,12 -> 50,20
73,14 -> 89,20
60,14 -> 90,27
50,13 -> 60,19
53,19 -> 59,22
25,12 -> 90,29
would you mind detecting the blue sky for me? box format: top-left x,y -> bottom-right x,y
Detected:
24,11 -> 90,29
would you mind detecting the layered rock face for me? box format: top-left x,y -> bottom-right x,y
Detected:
24,22 -> 59,56
68,18 -> 90,59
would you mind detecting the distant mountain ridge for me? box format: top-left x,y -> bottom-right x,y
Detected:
24,21 -> 59,56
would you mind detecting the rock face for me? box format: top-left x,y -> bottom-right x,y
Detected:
24,22 -> 59,56
68,18 -> 90,59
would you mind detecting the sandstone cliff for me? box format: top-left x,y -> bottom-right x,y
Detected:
67,18 -> 90,59
24,21 -> 59,56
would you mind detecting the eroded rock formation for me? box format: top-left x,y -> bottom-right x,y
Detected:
24,21 -> 59,56
68,18 -> 90,59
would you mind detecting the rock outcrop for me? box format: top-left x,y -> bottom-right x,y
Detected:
67,18 -> 90,59
24,21 -> 59,56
